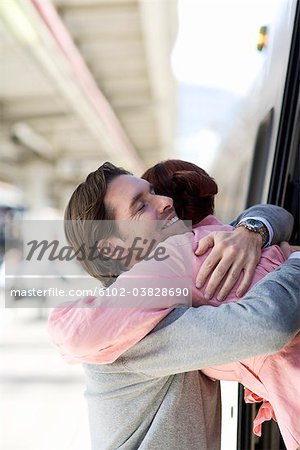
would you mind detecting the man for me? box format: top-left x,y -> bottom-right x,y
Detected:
49,162 -> 299,450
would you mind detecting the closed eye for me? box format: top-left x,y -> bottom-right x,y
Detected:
133,184 -> 155,214
137,203 -> 145,212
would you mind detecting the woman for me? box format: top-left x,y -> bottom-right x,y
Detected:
142,159 -> 300,449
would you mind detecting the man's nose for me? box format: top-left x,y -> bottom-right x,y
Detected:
155,195 -> 173,214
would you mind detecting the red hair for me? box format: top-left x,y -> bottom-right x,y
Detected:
142,160 -> 218,225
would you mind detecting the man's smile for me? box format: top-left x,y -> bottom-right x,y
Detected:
162,215 -> 179,230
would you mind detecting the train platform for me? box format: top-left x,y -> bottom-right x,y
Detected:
0,301 -> 90,450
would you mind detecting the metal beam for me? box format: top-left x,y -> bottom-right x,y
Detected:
0,0 -> 145,173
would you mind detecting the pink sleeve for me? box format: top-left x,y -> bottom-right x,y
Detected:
48,233 -> 193,364
48,298 -> 171,364
202,363 -> 241,381
202,355 -> 267,388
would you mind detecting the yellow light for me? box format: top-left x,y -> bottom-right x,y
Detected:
257,25 -> 268,51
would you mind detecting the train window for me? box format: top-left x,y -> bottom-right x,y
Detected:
246,109 -> 274,207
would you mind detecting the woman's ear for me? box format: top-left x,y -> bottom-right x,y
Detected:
97,237 -> 130,260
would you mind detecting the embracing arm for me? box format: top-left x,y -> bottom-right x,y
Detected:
48,234 -> 191,364
232,204 -> 294,245
122,258 -> 300,377
195,204 -> 294,300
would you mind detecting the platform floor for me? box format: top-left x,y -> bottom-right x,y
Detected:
0,302 -> 90,450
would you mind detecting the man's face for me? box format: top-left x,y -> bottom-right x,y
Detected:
104,174 -> 187,255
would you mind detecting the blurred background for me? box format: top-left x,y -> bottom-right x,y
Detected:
0,0 -> 296,449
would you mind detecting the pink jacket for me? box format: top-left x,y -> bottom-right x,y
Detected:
49,216 -> 299,449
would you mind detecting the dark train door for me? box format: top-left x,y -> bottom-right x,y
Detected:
237,1 -> 300,449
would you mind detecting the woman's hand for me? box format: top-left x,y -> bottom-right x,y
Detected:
195,227 -> 263,301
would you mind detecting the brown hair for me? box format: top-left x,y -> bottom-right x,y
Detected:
64,162 -> 131,285
142,160 -> 218,225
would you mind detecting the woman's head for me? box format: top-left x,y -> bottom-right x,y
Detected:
142,160 -> 218,225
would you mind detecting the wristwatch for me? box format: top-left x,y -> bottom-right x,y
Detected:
235,218 -> 269,247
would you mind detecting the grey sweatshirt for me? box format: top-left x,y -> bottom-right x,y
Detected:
81,206 -> 298,450
84,259 -> 300,450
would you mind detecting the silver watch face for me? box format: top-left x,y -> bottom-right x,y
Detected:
238,219 -> 268,246
243,219 -> 264,231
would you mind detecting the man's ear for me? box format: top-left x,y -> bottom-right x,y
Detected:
97,237 -> 130,260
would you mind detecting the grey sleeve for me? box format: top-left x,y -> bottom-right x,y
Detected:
122,259 -> 300,377
230,204 -> 294,244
